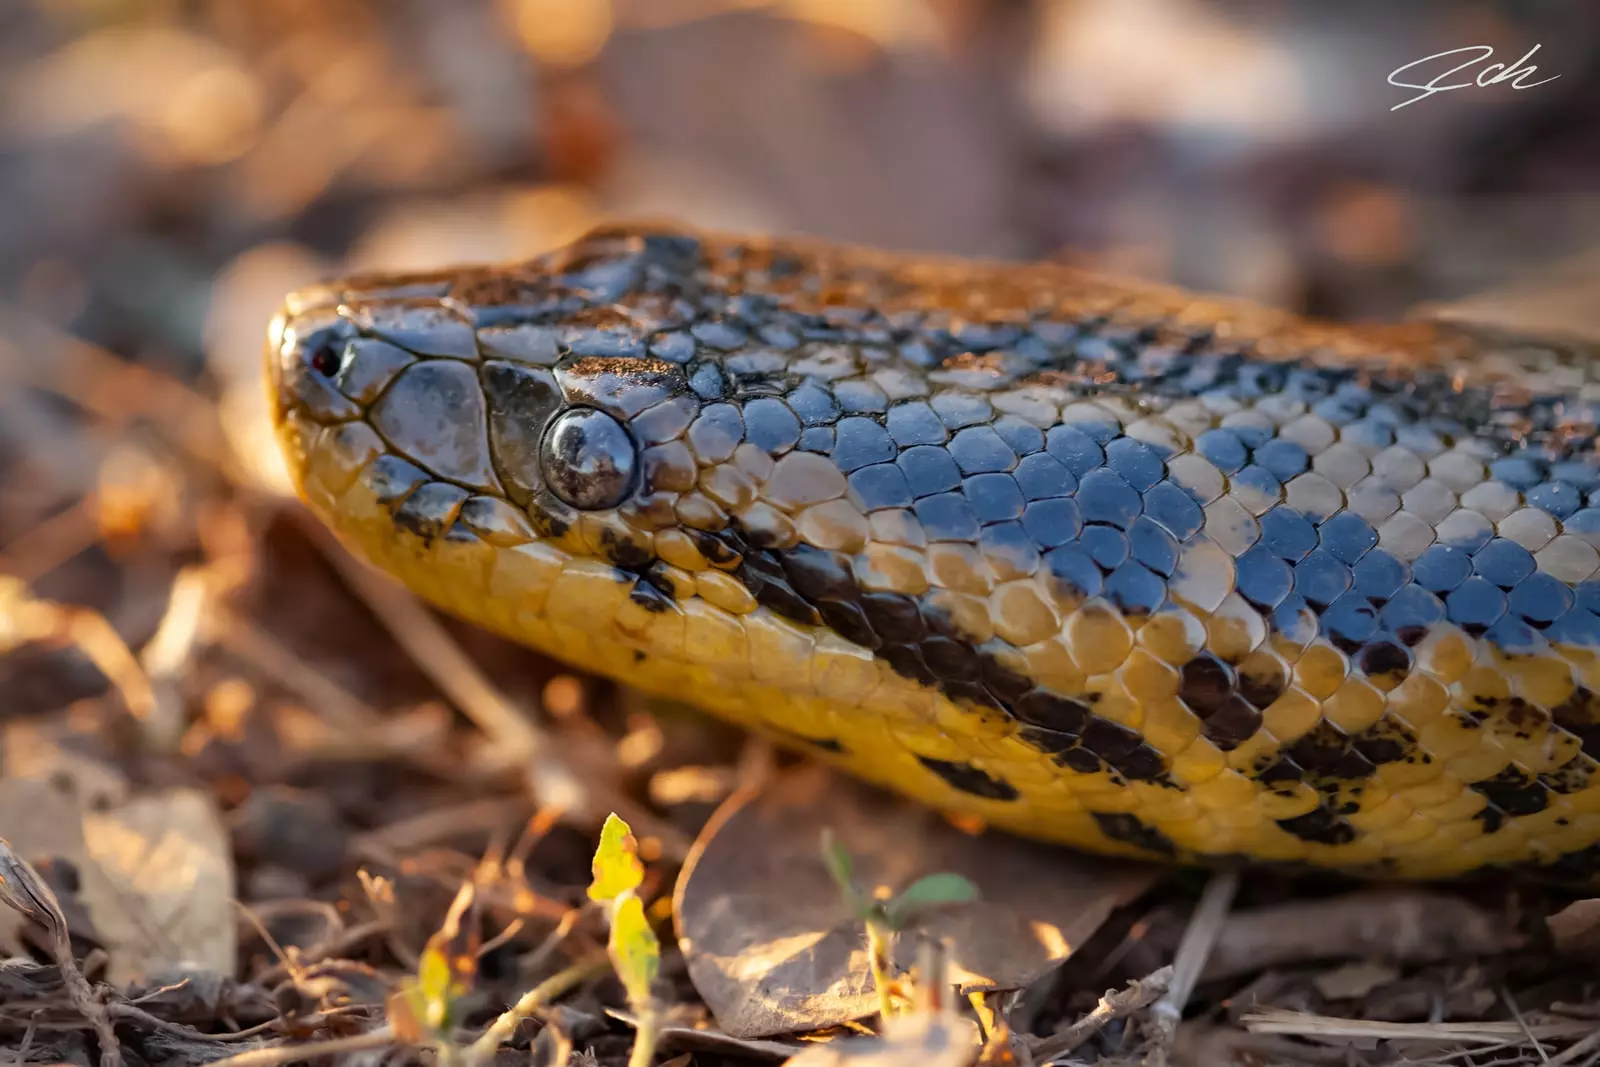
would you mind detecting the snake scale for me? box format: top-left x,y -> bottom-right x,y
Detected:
266,223 -> 1600,880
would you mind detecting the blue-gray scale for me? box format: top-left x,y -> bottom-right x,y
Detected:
981,376 -> 1600,664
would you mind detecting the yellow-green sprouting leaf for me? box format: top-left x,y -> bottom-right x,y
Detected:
416,943 -> 458,1031
589,812 -> 645,904
608,892 -> 660,1009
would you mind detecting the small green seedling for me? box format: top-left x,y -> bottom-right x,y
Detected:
821,829 -> 979,1024
392,883 -> 480,1046
588,813 -> 662,1067
588,812 -> 645,904
608,893 -> 660,1009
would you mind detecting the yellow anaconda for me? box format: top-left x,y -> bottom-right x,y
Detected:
266,223 -> 1600,880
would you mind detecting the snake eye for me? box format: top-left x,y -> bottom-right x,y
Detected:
540,408 -> 637,510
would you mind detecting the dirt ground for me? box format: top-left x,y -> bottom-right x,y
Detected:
2,3 -> 1600,1065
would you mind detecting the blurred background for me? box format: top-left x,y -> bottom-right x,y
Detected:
1,0 -> 1598,376
1,0 -> 1599,702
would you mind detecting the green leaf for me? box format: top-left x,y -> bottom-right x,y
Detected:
608,892 -> 660,1009
884,873 -> 980,931
588,812 -> 645,904
820,828 -> 854,895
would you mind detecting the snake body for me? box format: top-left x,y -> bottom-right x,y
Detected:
267,224 -> 1600,879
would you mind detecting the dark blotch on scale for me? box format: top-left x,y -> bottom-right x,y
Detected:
393,482 -> 469,545
917,756 -> 1021,801
1286,722 -> 1377,784
1178,653 -> 1263,750
1552,687 -> 1600,760
1469,766 -> 1550,817
1091,812 -> 1178,857
366,454 -> 432,510
719,525 -> 1182,784
1349,717 -> 1420,766
1276,806 -> 1358,845
626,576 -> 676,614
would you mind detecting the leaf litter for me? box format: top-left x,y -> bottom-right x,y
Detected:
673,764 -> 1157,1038
2,6 -> 1600,1064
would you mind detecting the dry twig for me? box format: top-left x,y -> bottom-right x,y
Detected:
1144,869 -> 1240,1065
0,578 -> 169,737
1201,891 -> 1516,981
1241,1010 -> 1597,1045
200,1024 -> 395,1067
0,843 -> 122,1067
1030,965 -> 1173,1063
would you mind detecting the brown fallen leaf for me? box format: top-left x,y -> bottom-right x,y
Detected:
1546,897 -> 1600,956
1311,960 -> 1400,1001
0,775 -> 235,986
85,788 -> 236,986
673,765 -> 1159,1039
0,777 -> 102,955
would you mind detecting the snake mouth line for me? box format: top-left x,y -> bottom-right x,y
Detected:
266,222 -> 1600,881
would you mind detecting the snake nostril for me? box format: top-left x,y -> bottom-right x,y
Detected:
307,338 -> 342,377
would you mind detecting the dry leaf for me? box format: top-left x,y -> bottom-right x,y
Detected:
674,765 -> 1158,1038
1311,961 -> 1399,1001
0,777 -> 235,986
82,788 -> 236,986
0,777 -> 100,954
1546,898 -> 1600,956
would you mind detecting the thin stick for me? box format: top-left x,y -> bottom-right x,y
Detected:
1145,869 -> 1240,1063
0,498 -> 99,583
1242,1011 -> 1596,1044
201,1025 -> 394,1067
307,525 -> 545,759
0,580 -> 168,742
1547,1026 -> 1600,1067
460,955 -> 609,1066
0,310 -> 229,474
0,844 -> 122,1067
12,1012 -> 37,1066
1503,986 -> 1550,1065
1031,965 -> 1173,1063
209,606 -> 387,736
138,566 -> 212,750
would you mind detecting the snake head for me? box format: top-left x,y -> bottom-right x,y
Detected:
263,224 -> 848,661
